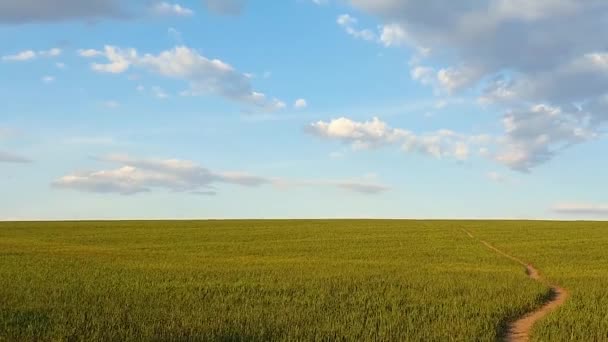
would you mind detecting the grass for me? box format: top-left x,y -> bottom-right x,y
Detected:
0,220 -> 604,341
463,220 -> 608,341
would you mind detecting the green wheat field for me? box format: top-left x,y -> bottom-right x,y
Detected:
1,220 -> 607,341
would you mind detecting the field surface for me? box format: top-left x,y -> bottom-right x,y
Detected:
0,220 -> 606,341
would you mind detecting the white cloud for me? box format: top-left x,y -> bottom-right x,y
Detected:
337,14 -> 376,41
494,104 -> 596,172
82,45 -> 285,110
41,76 -> 55,83
53,154 -> 268,195
345,0 -> 608,171
151,2 -> 194,17
78,49 -> 103,57
90,46 -> 135,73
55,62 -> 66,69
2,50 -> 36,61
3,48 -> 62,62
309,117 -> 489,160
410,66 -> 435,86
294,98 -> 308,109
380,23 -> 409,47
53,154 -> 391,195
103,100 -> 120,108
309,112 -> 594,171
306,107 -> 594,171
152,86 -> 169,99
309,117 -> 408,149
436,66 -> 480,94
39,48 -> 62,57
553,203 -> 608,216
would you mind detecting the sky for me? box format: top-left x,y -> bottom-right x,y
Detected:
1,0 -> 607,220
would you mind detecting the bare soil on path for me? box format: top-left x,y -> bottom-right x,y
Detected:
462,229 -> 569,342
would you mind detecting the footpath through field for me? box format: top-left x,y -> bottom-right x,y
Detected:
462,229 -> 568,342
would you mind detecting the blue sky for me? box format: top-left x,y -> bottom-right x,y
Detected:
1,0 -> 607,220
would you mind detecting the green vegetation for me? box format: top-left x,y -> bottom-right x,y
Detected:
464,220 -> 608,341
0,220 -> 605,341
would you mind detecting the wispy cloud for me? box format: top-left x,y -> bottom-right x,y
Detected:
553,203 -> 608,216
0,150 -> 31,164
80,45 -> 286,111
151,2 -> 194,17
2,48 -> 61,62
53,154 -> 391,196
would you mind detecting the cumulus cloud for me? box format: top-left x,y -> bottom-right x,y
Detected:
202,0 -> 246,15
379,23 -> 409,47
307,112 -> 596,171
308,117 -> 490,160
81,45 -> 285,110
553,203 -> 608,216
294,98 -> 308,109
151,2 -> 194,17
309,117 -> 408,149
0,0 -> 128,24
53,154 -> 391,195
344,0 -> 608,171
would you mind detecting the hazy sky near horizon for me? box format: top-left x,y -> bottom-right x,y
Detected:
1,0 -> 607,220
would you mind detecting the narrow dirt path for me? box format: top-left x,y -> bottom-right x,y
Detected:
462,229 -> 569,342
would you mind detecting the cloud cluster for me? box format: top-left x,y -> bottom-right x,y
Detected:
495,104 -> 596,172
79,45 -> 286,110
308,113 -> 597,171
54,154 -> 390,195
308,117 -> 490,160
341,1 -> 608,171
